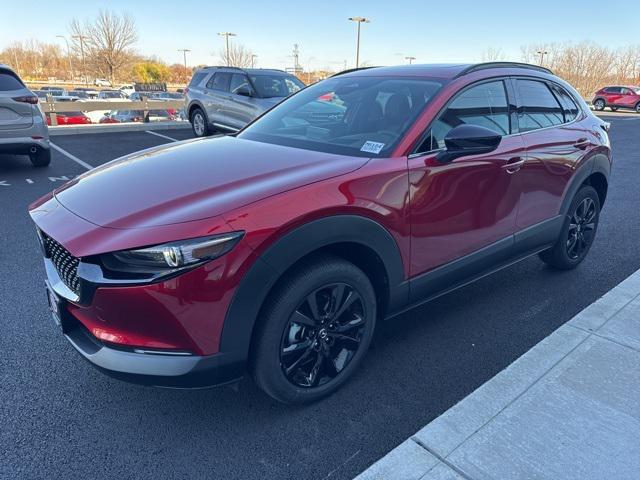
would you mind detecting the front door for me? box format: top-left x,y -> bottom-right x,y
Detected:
408,79 -> 524,292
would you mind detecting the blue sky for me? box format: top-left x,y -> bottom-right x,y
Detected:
1,0 -> 636,71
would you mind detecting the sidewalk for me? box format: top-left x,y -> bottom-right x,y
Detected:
355,269 -> 640,480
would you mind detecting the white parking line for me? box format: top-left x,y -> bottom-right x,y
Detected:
50,142 -> 93,170
145,130 -> 179,142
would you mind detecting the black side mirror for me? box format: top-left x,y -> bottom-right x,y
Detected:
236,85 -> 253,97
436,124 -> 502,163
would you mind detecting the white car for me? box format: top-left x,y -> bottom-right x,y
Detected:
94,78 -> 111,87
118,84 -> 135,97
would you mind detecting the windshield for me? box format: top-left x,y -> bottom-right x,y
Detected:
239,76 -> 444,157
249,74 -> 305,98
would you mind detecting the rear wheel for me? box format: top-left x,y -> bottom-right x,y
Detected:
251,256 -> 377,404
29,148 -> 51,167
539,185 -> 600,270
593,99 -> 605,111
190,107 -> 210,137
635,102 -> 640,114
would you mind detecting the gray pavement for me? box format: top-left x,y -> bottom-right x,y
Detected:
356,269 -> 640,479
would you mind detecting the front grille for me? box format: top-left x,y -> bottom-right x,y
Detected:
41,231 -> 80,294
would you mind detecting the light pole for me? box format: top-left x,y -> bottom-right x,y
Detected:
348,17 -> 370,68
72,34 -> 88,85
251,54 -> 258,68
218,32 -> 237,66
537,50 -> 548,66
57,35 -> 74,85
405,56 -> 416,65
178,48 -> 191,83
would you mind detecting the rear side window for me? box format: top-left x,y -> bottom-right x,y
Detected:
550,84 -> 580,122
604,87 -> 621,94
206,72 -> 231,92
419,80 -> 510,152
0,71 -> 25,91
516,79 -> 564,132
189,72 -> 207,87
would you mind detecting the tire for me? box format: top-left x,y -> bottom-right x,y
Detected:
29,148 -> 51,167
610,106 -> 618,112
539,185 -> 600,270
593,99 -> 605,111
251,255 -> 377,404
190,107 -> 211,137
635,102 -> 640,114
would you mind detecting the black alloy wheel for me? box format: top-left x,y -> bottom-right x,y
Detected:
280,283 -> 367,388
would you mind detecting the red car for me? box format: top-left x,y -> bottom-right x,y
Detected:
592,85 -> 640,113
46,111 -> 92,126
30,63 -> 611,403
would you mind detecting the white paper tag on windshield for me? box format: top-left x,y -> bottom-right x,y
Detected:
361,141 -> 385,154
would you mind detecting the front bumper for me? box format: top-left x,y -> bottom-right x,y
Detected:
63,318 -> 244,388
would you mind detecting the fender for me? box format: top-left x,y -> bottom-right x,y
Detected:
559,153 -> 610,215
187,100 -> 208,120
219,215 -> 408,360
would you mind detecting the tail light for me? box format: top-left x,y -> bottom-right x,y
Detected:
13,95 -> 39,104
184,87 -> 189,95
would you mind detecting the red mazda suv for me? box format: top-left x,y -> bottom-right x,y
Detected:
30,63 -> 611,403
592,85 -> 640,113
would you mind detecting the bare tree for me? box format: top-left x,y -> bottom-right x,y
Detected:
218,43 -> 254,68
69,10 -> 138,83
481,47 -> 507,62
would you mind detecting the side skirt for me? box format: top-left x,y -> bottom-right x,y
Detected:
387,215 -> 564,320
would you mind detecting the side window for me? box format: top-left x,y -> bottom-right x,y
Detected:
229,74 -> 250,95
605,87 -> 621,94
417,80 -> 509,153
550,84 -> 580,123
516,79 -> 564,133
206,73 -> 231,92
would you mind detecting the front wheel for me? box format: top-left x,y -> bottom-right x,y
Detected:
251,256 -> 377,404
610,106 -> 618,112
539,185 -> 600,270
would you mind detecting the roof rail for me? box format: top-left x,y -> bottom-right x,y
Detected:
330,66 -> 380,77
455,62 -> 553,78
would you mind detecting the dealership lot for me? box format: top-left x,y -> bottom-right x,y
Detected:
1,116 -> 639,479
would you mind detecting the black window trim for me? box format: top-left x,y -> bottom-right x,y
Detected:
409,76 -> 515,157
510,75 -> 584,136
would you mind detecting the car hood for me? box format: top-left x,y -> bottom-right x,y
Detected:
54,136 -> 368,229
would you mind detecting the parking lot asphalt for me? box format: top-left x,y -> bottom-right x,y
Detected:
1,118 -> 640,480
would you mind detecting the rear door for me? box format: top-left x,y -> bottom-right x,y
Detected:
605,87 -> 622,106
203,72 -> 232,125
0,69 -> 33,131
513,78 -> 589,231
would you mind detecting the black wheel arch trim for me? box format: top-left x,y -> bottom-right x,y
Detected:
187,101 -> 208,121
219,215 -> 408,361
559,153 -> 610,215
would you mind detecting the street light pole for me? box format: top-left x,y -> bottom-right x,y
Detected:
348,17 -> 370,68
536,50 -> 548,66
218,32 -> 237,66
178,48 -> 191,83
72,34 -> 88,85
57,35 -> 74,85
251,54 -> 258,68
405,56 -> 416,65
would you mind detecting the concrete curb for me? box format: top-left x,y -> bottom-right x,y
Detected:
355,269 -> 640,480
49,121 -> 191,136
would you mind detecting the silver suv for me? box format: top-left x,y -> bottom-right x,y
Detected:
185,67 -> 305,137
0,64 -> 50,167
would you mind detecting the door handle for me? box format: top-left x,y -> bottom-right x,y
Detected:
502,157 -> 525,173
573,138 -> 590,149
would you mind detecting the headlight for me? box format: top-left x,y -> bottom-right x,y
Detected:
101,231 -> 244,274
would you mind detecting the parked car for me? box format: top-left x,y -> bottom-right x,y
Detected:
94,78 -> 111,87
46,111 -> 91,126
592,85 -> 640,113
0,64 -> 50,166
97,90 -> 128,100
151,91 -> 184,100
30,62 -> 611,403
99,109 -> 176,123
73,87 -> 99,99
33,90 -> 49,100
40,86 -> 66,96
186,66 -> 305,137
118,84 -> 135,97
67,90 -> 90,99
